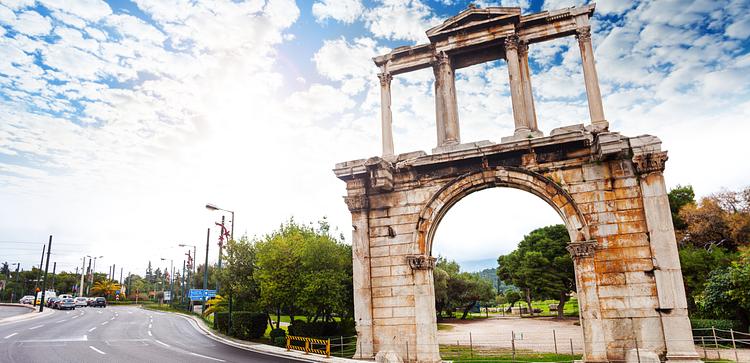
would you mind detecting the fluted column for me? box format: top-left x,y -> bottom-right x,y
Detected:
518,41 -> 540,133
504,36 -> 531,136
432,51 -> 460,147
378,73 -> 395,157
576,26 -> 608,130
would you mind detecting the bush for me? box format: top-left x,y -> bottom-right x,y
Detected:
690,318 -> 741,331
273,336 -> 287,347
230,312 -> 268,339
270,328 -> 286,340
215,312 -> 229,331
287,319 -> 355,337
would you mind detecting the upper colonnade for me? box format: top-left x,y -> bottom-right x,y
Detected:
374,3 -> 607,157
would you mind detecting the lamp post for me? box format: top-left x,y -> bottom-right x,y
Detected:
205,203 -> 235,335
10,263 -> 19,303
178,243 -> 197,312
205,203 -> 234,240
87,255 -> 103,295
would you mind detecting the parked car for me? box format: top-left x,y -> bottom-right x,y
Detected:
74,297 -> 88,307
35,291 -> 57,306
86,297 -> 96,306
91,297 -> 107,308
19,295 -> 35,304
58,294 -> 73,300
46,297 -> 60,308
58,298 -> 76,310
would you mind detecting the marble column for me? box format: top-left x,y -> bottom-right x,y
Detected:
576,26 -> 608,130
345,194 -> 374,359
505,36 -> 531,136
432,51 -> 460,147
378,73 -> 395,157
633,152 -> 701,363
518,41 -> 540,134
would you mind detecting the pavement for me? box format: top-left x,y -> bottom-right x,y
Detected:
0,304 -> 34,320
0,305 -> 311,362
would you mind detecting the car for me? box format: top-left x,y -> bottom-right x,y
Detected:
87,297 -> 96,306
58,294 -> 73,300
74,297 -> 88,307
35,291 -> 57,306
91,297 -> 107,308
46,297 -> 60,309
19,295 -> 35,304
58,298 -> 76,310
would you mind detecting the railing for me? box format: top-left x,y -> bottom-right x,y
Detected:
286,335 -> 331,358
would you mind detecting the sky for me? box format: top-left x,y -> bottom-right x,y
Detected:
1,0 -> 749,277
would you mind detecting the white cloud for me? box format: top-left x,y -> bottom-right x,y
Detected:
39,0 -> 112,22
363,0 -> 440,43
312,0 -> 364,24
13,10 -> 52,36
726,16 -> 750,38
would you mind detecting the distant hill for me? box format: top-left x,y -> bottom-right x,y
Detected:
472,267 -> 515,293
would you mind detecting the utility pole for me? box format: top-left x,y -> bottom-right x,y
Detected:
33,245 -> 45,308
51,262 -> 56,292
79,257 -> 86,298
202,228 -> 210,313
86,259 -> 92,295
39,235 -> 52,312
119,267 -> 123,286
217,215 -> 224,294
181,260 -> 186,306
12,263 -> 20,303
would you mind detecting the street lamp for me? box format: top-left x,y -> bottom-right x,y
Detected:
10,263 -> 19,303
205,203 -> 234,240
205,203 -> 236,336
87,255 -> 103,295
178,243 -> 197,312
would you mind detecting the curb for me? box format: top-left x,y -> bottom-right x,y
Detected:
0,304 -> 54,326
142,307 -> 363,362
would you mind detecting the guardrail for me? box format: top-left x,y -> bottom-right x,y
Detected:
286,335 -> 331,358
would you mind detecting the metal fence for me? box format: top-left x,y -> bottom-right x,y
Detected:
324,327 -> 750,362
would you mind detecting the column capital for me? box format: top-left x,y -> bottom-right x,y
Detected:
430,51 -> 450,69
344,195 -> 369,212
518,40 -> 529,57
632,151 -> 668,176
377,72 -> 392,87
504,35 -> 519,52
566,240 -> 598,259
576,26 -> 592,43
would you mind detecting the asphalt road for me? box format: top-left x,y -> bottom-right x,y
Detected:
0,306 -> 32,320
0,305 -> 302,363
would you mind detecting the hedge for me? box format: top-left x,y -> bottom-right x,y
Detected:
690,318 -> 741,331
214,311 -> 268,339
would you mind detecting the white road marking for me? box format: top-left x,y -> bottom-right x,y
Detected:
89,346 -> 106,355
110,317 -> 115,320
148,323 -> 152,329
66,312 -> 70,315
4,333 -> 18,339
88,327 -> 97,332
28,325 -> 43,330
101,321 -> 108,325
98,311 -> 102,314
154,339 -> 170,348
127,311 -> 133,314
56,319 -> 67,323
83,335 -> 88,341
148,330 -> 152,336
71,315 -> 79,319
189,352 -> 226,362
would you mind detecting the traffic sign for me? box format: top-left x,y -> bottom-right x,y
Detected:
164,291 -> 171,301
189,289 -> 217,300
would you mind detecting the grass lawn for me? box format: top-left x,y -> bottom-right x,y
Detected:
440,345 -> 582,362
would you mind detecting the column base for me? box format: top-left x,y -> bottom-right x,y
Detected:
501,129 -> 544,143
665,352 -> 702,363
585,120 -> 609,132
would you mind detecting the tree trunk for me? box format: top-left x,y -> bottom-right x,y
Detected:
461,301 -> 476,320
557,291 -> 568,319
736,307 -> 750,333
266,312 -> 274,330
276,307 -> 281,329
525,288 -> 533,317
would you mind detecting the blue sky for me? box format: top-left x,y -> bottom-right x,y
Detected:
1,0 -> 749,274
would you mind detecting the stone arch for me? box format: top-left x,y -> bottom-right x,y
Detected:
416,166 -> 590,256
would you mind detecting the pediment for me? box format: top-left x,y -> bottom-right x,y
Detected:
426,7 -> 521,41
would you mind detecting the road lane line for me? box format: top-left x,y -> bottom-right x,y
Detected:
4,333 -> 18,339
88,327 -> 97,332
56,319 -> 67,323
89,346 -> 106,355
84,335 -> 88,341
71,315 -> 79,319
154,339 -> 170,348
189,352 -> 225,362
101,321 -> 108,325
148,323 -> 152,329
110,317 -> 115,320
148,330 -> 152,336
28,325 -> 43,330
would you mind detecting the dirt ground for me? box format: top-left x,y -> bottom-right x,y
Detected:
437,316 -> 585,353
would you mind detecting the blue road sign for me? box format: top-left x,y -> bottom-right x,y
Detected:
189,289 -> 217,300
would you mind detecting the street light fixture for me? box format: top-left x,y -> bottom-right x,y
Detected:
205,203 -> 234,240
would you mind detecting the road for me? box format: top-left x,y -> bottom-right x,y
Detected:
0,305 -> 32,320
0,305 -> 301,363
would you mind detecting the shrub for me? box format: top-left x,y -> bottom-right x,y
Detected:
273,336 -> 287,347
287,319 -> 355,337
215,312 -> 229,332
690,319 -> 741,331
270,328 -> 286,340
230,312 -> 268,339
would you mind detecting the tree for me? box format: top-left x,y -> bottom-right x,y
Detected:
145,261 -> 154,283
433,257 -> 494,319
679,245 -> 736,312
1,262 -> 9,276
679,187 -> 750,250
668,185 -> 695,230
91,280 -> 121,299
700,247 -> 750,332
497,225 -> 574,318
220,236 -> 260,312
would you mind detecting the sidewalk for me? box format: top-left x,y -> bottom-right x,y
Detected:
175,310 -> 364,363
0,304 -> 54,325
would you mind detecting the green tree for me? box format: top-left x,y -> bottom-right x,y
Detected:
700,247 -> 750,332
433,257 -> 494,319
497,225 -> 574,318
668,185 -> 695,230
220,236 -> 260,312
679,245 -> 736,312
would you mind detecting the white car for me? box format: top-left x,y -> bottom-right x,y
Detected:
19,295 -> 35,304
74,297 -> 88,307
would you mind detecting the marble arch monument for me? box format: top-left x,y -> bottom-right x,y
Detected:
334,3 -> 700,362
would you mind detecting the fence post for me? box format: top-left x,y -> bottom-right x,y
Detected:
340,336 -> 344,358
701,336 -> 707,359
304,338 -> 310,355
553,329 -> 558,354
634,337 -> 641,363
730,329 -> 739,363
511,331 -> 516,363
326,338 -> 330,358
569,338 -> 574,357
469,332 -> 473,359
286,336 -> 290,351
712,326 -> 721,360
